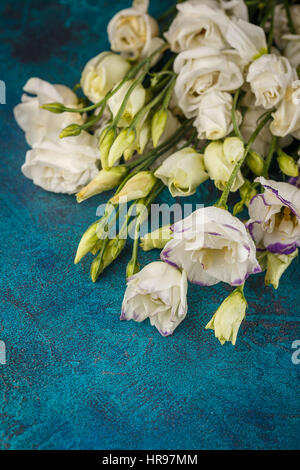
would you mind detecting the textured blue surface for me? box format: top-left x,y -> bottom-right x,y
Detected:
0,0 -> 299,451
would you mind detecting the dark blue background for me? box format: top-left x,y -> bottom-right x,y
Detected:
0,0 -> 299,450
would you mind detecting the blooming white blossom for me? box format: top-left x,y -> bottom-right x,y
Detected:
161,206 -> 260,286
270,80 -> 300,139
203,140 -> 244,192
194,91 -> 241,140
155,147 -> 208,197
223,17 -> 267,61
164,0 -> 228,52
246,54 -> 296,109
206,288 -> 247,345
121,261 -> 188,337
247,177 -> 300,255
107,80 -> 146,127
174,46 -> 244,117
107,0 -> 159,60
80,52 -> 131,104
21,129 -> 99,194
14,77 -> 83,147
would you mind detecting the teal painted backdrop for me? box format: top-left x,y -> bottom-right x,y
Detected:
0,0 -> 299,450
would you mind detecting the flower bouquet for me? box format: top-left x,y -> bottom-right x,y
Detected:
14,0 -> 300,345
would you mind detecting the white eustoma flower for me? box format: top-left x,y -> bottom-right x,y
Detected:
274,4 -> 300,50
21,129 -> 99,194
14,77 -> 83,147
161,206 -> 260,286
284,35 -> 300,69
174,47 -> 244,118
247,177 -> 300,255
107,80 -> 146,127
194,91 -> 241,140
107,0 -> 159,60
270,80 -> 300,139
164,0 -> 228,52
203,140 -> 244,192
240,106 -> 272,156
246,54 -> 296,109
218,17 -> 267,64
206,288 -> 247,345
80,52 -> 131,104
155,147 -> 208,197
121,261 -> 188,337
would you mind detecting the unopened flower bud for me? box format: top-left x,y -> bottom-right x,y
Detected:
126,257 -> 140,279
76,166 -> 128,203
155,147 -> 208,197
110,171 -> 157,204
206,288 -> 247,346
41,102 -> 66,113
59,124 -> 81,138
91,237 -> 126,282
99,128 -> 115,169
152,109 -> 168,147
108,80 -> 146,127
265,249 -> 298,289
277,149 -> 299,177
140,225 -> 172,251
81,52 -> 131,104
246,150 -> 264,176
204,141 -> 244,192
108,128 -> 136,167
223,137 -> 244,165
74,221 -> 100,264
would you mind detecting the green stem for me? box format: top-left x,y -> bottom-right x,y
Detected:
217,110 -> 274,209
124,119 -> 192,170
263,135 -> 277,178
232,90 -> 243,140
130,76 -> 175,130
162,75 -> 176,109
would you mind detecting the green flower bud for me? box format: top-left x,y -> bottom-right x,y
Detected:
277,149 -> 299,177
233,180 -> 257,215
108,128 -> 136,167
74,221 -> 100,264
59,124 -> 81,138
265,249 -> 298,289
110,171 -> 157,204
41,102 -> 66,113
99,128 -> 115,169
126,257 -> 140,279
140,225 -> 172,251
246,150 -> 264,176
206,288 -> 247,346
90,239 -> 103,256
152,109 -> 168,148
76,166 -> 128,203
91,237 -> 126,282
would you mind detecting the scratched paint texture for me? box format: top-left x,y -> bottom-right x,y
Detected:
0,0 -> 299,450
